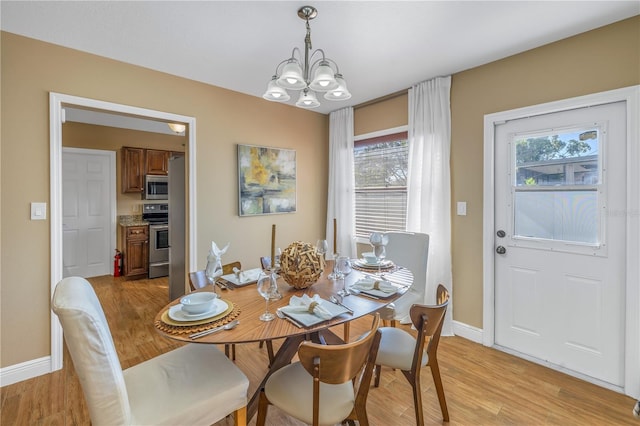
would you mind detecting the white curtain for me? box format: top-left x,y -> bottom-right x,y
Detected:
407,76 -> 454,336
326,107 -> 356,259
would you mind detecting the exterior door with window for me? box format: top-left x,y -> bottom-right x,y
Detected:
494,101 -> 626,386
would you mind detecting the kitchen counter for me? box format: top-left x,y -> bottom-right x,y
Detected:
118,215 -> 149,227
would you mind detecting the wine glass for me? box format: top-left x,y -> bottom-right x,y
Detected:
373,244 -> 386,276
328,252 -> 342,280
316,239 -> 328,273
336,256 -> 351,296
256,272 -> 276,321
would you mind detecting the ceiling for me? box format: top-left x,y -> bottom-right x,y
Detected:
2,1 -> 639,123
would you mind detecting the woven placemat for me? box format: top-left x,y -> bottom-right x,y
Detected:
351,262 -> 398,274
155,300 -> 241,335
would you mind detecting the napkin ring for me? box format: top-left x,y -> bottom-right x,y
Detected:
308,301 -> 319,313
373,281 -> 381,290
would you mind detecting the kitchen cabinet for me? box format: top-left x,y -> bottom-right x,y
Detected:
121,224 -> 149,279
146,149 -> 170,175
121,147 -> 145,193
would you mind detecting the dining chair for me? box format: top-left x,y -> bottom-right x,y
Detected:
189,261 -> 241,291
256,314 -> 382,426
189,263 -> 275,364
52,276 -> 249,426
377,231 -> 430,326
260,256 -> 271,270
373,284 -> 450,425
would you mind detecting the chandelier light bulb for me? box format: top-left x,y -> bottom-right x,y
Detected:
296,89 -> 320,108
324,74 -> 351,101
263,76 -> 291,102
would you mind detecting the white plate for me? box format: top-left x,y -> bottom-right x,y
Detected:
168,299 -> 228,322
353,259 -> 394,269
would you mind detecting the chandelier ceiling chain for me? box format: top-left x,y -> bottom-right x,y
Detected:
263,5 -> 351,109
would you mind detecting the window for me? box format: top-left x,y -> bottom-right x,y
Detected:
354,129 -> 408,239
512,126 -> 601,244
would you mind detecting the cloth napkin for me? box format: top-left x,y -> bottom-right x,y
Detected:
279,294 -> 332,320
352,277 -> 396,293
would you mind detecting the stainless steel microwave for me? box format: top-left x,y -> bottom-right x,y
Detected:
144,175 -> 168,200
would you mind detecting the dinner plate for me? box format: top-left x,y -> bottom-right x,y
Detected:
352,259 -> 394,269
168,299 -> 228,322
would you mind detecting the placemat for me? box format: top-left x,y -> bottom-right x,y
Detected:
155,300 -> 240,335
351,262 -> 398,273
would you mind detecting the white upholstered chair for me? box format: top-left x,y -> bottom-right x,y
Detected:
52,276 -> 249,426
256,314 -> 381,426
378,231 -> 430,325
374,284 -> 450,425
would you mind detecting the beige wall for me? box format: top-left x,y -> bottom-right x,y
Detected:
1,15 -> 638,372
354,16 -> 640,329
1,32 -> 328,367
63,122 -> 186,216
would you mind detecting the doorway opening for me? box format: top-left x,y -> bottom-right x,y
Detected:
49,92 -> 197,372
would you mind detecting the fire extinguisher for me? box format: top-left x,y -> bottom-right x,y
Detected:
114,249 -> 122,277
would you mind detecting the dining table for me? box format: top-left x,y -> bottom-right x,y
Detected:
154,260 -> 413,420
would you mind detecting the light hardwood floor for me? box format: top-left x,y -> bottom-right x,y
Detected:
1,275 -> 636,425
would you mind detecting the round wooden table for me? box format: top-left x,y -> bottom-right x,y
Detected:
155,263 -> 413,420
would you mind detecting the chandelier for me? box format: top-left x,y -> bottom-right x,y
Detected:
263,5 -> 351,109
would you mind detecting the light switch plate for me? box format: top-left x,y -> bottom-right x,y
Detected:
31,202 -> 47,220
456,201 -> 467,216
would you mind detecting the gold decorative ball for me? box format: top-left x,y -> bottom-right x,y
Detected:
279,241 -> 323,289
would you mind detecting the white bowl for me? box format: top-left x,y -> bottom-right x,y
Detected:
362,252 -> 378,264
180,292 -> 217,315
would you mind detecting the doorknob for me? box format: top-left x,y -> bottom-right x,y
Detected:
496,246 -> 506,254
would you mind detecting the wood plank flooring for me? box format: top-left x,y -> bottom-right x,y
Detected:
1,275 -> 636,425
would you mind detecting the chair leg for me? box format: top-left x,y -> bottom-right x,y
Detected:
374,364 -> 381,387
232,343 -> 236,361
343,322 -> 350,342
430,359 -> 449,421
233,405 -> 247,426
225,344 -> 230,358
410,372 -> 425,426
256,388 -> 270,426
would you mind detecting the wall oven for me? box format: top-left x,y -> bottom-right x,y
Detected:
144,175 -> 169,200
143,203 -> 169,278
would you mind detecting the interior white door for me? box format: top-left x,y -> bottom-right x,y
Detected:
62,148 -> 114,278
494,101 -> 626,387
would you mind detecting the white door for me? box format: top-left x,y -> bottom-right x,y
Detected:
62,148 -> 115,278
494,101 -> 626,386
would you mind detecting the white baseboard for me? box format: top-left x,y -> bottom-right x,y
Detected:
0,356 -> 52,387
452,320 -> 483,343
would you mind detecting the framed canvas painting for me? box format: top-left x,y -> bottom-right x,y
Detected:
237,144 -> 297,216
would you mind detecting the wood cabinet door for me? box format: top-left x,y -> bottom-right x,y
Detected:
122,147 -> 145,193
146,149 -> 170,175
125,239 -> 149,276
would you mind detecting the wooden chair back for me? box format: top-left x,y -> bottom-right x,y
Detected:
409,284 -> 449,370
189,261 -> 241,290
298,314 -> 381,426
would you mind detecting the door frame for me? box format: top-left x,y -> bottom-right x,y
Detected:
482,85 -> 640,397
49,92 -> 198,372
62,147 -> 116,278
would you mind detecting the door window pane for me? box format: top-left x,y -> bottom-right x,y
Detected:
512,126 -> 601,245
514,191 -> 598,243
515,128 -> 599,186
